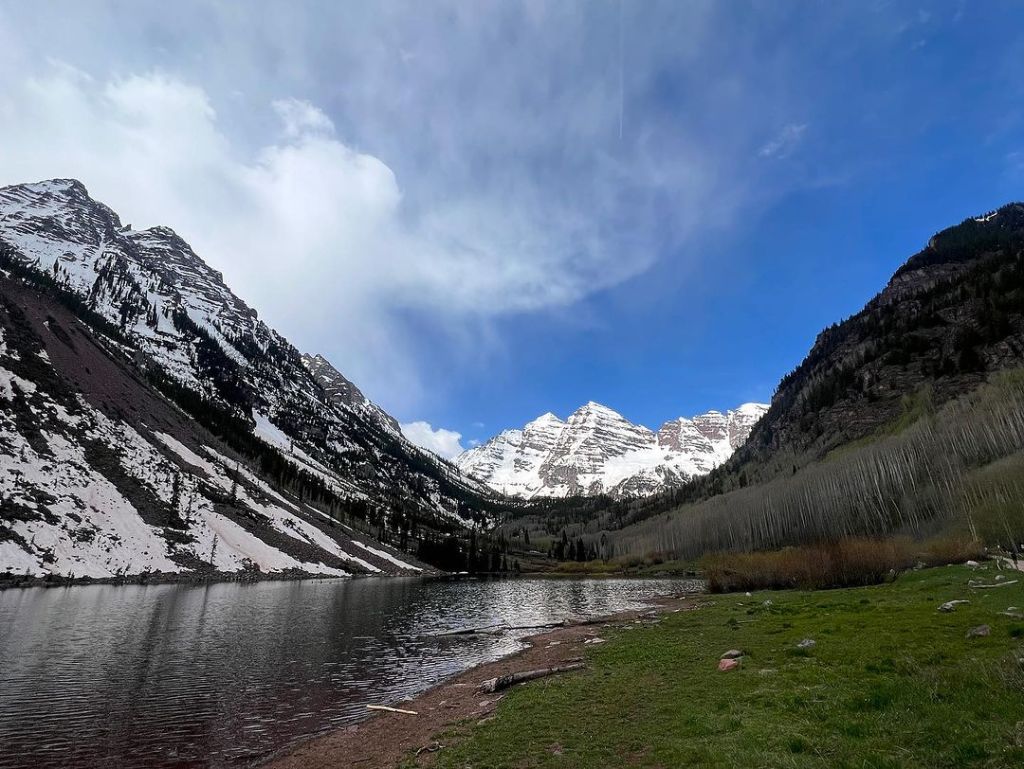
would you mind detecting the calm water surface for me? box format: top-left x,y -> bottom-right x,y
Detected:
0,576 -> 697,768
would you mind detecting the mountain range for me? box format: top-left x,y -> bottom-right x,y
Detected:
6,177 -> 1019,581
554,202 -> 1024,557
455,401 -> 767,498
0,179 -> 497,582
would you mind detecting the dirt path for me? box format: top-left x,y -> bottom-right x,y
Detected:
260,593 -> 703,769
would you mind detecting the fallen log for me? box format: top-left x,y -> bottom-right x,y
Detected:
478,663 -> 585,694
425,615 -> 617,640
366,705 -> 418,715
969,580 -> 1019,589
505,620 -> 568,631
425,624 -> 507,638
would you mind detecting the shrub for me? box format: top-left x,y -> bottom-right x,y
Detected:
700,537 -> 916,592
918,534 -> 986,567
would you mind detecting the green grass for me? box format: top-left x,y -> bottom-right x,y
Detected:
429,566 -> 1024,768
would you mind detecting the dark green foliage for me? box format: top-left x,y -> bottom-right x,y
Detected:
170,307 -> 253,409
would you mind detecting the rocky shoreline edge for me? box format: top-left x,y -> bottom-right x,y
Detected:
259,591 -> 705,769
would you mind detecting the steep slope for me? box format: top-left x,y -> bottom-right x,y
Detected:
600,203 -> 1024,556
0,277 -> 425,579
456,401 -> 767,498
729,202 -> 1024,487
0,179 -> 494,582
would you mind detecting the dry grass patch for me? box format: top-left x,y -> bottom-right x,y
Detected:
700,537 -> 917,593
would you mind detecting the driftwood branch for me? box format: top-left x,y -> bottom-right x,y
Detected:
366,704 -> 418,715
430,625 -> 506,638
415,742 -> 444,756
506,621 -> 569,631
430,617 -> 609,639
969,579 -> 1019,589
478,663 -> 585,694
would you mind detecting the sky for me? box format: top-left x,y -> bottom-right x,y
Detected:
1,1 -> 1023,458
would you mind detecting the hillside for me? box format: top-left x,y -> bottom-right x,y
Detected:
635,203 -> 1024,510
0,179 -> 500,582
737,203 -> 1024,484
514,204 -> 1024,561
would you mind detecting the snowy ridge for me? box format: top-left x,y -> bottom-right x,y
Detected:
0,344 -> 409,578
455,401 -> 768,498
0,178 -> 490,580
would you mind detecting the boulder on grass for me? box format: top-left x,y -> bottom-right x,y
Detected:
966,625 -> 991,638
721,649 -> 744,659
718,658 -> 741,672
938,600 -> 969,612
796,639 -> 816,650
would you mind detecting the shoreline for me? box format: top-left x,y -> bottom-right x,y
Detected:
259,590 -> 705,769
0,567 -> 697,592
0,567 -> 434,592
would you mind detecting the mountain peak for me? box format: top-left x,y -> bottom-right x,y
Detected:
526,411 -> 563,428
17,178 -> 89,196
457,400 -> 767,499
571,401 -> 625,420
0,176 -> 493,581
734,402 -> 769,415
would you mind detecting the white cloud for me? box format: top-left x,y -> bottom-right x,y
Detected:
0,66 -> 659,412
758,123 -> 808,159
400,421 -> 464,459
272,97 -> 335,139
0,2 -> 838,420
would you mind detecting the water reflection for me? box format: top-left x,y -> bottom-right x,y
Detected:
0,576 -> 696,768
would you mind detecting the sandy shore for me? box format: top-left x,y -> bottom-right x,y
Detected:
260,592 -> 703,769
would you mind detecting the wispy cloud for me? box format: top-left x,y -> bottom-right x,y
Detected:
1006,150 -> 1024,177
0,66 -> 663,410
0,1 -> 884,417
758,123 -> 808,159
400,421 -> 464,459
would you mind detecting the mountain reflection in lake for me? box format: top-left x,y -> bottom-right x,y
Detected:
0,576 -> 698,768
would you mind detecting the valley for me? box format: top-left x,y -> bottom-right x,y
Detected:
3,184 -> 1024,586
4,6 -> 1024,769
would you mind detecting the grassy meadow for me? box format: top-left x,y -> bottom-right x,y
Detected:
423,564 -> 1024,769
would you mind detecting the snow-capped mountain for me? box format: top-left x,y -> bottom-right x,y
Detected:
0,179 -> 490,582
455,401 -> 768,498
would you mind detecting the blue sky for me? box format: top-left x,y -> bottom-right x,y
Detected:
1,1 -> 1022,456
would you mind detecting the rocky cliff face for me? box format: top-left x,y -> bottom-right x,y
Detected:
455,401 -> 767,498
0,179 -> 490,581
